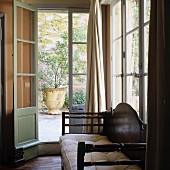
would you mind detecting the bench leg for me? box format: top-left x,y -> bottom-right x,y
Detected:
77,142 -> 85,170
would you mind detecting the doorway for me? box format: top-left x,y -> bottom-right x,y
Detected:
37,9 -> 89,142
38,10 -> 69,142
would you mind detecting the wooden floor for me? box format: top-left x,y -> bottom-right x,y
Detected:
0,156 -> 62,170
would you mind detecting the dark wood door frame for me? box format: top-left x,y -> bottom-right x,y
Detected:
0,13 -> 6,163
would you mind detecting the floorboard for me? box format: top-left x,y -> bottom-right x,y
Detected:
0,156 -> 62,170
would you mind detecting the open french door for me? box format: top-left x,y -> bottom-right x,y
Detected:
13,0 -> 39,160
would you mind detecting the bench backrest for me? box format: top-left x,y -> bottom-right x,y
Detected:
103,103 -> 146,143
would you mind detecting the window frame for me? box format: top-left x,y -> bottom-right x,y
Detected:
110,0 -> 150,122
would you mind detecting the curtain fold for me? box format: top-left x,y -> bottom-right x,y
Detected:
146,0 -> 170,169
84,0 -> 106,133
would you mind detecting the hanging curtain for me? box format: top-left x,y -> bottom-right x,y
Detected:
146,0 -> 170,169
84,0 -> 106,133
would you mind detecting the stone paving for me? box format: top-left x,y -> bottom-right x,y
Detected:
38,110 -> 62,142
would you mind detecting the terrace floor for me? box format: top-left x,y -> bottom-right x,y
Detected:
38,110 -> 62,142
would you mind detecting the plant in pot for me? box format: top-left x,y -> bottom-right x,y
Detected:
38,32 -> 68,114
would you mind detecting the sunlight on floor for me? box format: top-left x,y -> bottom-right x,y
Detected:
38,110 -> 69,142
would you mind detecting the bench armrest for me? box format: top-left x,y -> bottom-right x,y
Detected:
77,142 -> 146,170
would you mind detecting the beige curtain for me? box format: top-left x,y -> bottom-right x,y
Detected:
146,0 -> 170,169
84,0 -> 106,133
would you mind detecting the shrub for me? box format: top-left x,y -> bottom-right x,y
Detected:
73,91 -> 86,105
63,91 -> 86,108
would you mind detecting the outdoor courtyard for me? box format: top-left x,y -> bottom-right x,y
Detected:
38,110 -> 62,142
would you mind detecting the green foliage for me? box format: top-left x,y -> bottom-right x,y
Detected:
63,91 -> 86,108
73,27 -> 87,42
38,31 -> 68,90
73,44 -> 87,74
72,13 -> 88,42
73,91 -> 86,105
63,95 -> 69,108
38,12 -> 68,49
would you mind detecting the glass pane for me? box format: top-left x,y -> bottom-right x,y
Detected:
73,75 -> 86,105
17,42 -> 35,74
126,0 -> 139,32
126,76 -> 139,112
112,0 -> 122,39
73,13 -> 89,42
144,0 -> 151,23
17,76 -> 36,108
73,44 -> 87,74
144,24 -> 149,73
126,30 -> 139,73
112,76 -> 122,108
17,7 -> 35,41
144,76 -> 148,122
112,39 -> 122,74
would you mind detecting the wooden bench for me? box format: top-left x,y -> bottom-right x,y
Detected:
60,103 -> 147,170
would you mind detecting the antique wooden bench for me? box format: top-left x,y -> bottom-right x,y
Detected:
60,103 -> 147,170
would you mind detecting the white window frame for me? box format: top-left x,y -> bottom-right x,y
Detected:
110,0 -> 150,122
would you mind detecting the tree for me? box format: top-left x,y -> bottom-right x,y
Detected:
38,32 -> 68,90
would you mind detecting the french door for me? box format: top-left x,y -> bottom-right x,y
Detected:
13,0 -> 39,156
69,9 -> 88,112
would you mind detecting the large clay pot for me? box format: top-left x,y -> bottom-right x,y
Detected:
43,88 -> 66,114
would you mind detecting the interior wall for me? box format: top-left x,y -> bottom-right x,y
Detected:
0,0 -> 14,163
0,13 -> 3,161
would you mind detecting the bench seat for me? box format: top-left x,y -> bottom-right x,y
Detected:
60,134 -> 141,170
